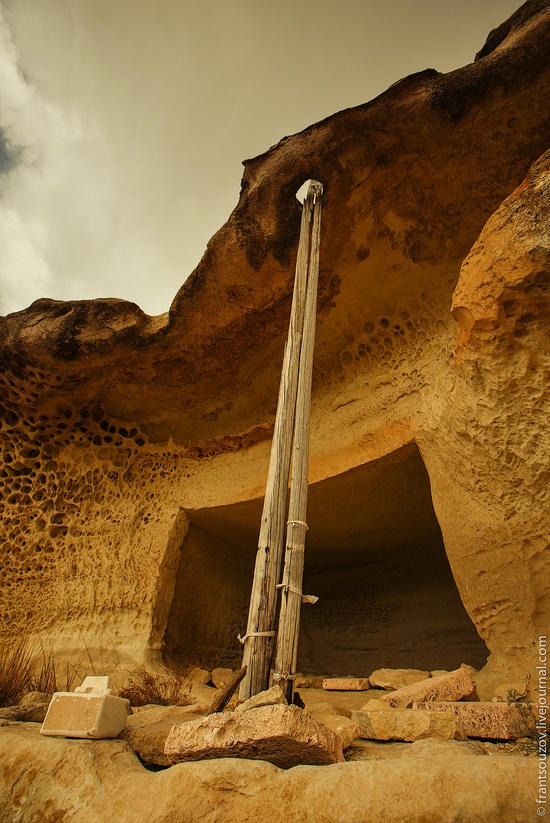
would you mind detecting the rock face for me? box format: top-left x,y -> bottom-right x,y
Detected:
164,704 -> 343,768
0,2 -> 548,700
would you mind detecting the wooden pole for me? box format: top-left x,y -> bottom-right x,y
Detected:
238,188 -> 316,700
273,181 -> 323,703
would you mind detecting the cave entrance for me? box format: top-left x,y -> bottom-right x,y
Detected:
164,442 -> 488,675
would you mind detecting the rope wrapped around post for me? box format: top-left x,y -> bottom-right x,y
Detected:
273,181 -> 323,702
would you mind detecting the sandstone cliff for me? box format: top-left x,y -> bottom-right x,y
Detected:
0,0 -> 548,699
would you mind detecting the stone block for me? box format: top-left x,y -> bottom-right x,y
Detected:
368,668 -> 430,690
352,708 -> 461,741
40,692 -> 130,739
414,701 -> 534,740
307,704 -> 363,748
235,685 -> 287,713
164,704 -> 343,768
75,676 -> 112,694
379,666 -> 477,708
295,674 -> 324,689
322,677 -> 371,691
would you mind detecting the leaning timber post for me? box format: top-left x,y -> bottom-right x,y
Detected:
238,187 -> 316,700
273,181 -> 323,703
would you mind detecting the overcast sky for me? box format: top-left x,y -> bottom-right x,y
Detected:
0,0 -> 521,317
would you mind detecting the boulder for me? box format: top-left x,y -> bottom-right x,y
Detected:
164,704 -> 344,768
368,668 -> 430,690
414,701 -> 534,740
322,678 -> 371,691
352,709 -> 462,742
379,666 -> 477,708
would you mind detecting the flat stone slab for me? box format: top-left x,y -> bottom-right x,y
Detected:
121,705 -> 206,766
352,709 -> 461,741
368,668 -> 430,690
414,701 -> 533,740
379,666 -> 477,708
164,704 -> 343,768
322,678 -> 371,691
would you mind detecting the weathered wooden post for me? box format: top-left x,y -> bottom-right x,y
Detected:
238,184 -> 319,700
272,181 -> 322,702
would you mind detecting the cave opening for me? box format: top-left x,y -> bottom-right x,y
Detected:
164,442 -> 488,676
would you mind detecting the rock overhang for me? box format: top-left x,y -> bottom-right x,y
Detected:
0,1 -> 548,695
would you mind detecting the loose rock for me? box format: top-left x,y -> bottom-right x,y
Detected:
235,685 -> 287,713
379,666 -> 477,708
322,677 -> 371,691
352,708 -> 462,741
164,704 -> 344,768
414,701 -> 534,740
368,668 -> 430,690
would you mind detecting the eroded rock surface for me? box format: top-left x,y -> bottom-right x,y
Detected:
0,2 -> 548,700
0,724 -> 536,823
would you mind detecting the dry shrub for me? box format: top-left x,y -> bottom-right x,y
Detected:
0,636 -> 36,707
119,665 -> 192,707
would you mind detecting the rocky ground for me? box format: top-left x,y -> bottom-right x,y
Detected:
0,666 -> 540,822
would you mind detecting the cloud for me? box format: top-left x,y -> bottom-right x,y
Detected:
0,5 -> 87,315
0,0 -> 521,317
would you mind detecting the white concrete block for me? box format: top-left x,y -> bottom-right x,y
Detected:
74,676 -> 112,695
40,692 -> 130,739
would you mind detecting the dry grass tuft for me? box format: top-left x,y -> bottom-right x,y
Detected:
0,636 -> 36,707
119,665 -> 192,707
0,636 -> 107,707
30,645 -> 82,694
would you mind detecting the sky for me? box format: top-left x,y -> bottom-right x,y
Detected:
0,0 -> 522,317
